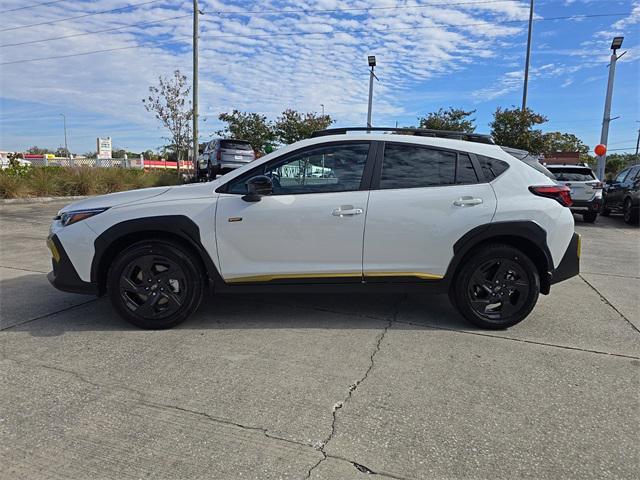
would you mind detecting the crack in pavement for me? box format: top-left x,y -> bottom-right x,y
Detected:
581,271 -> 640,280
0,264 -> 49,274
394,320 -> 640,360
305,295 -> 406,479
579,274 -> 640,335
1,354 -> 410,479
0,298 -> 98,331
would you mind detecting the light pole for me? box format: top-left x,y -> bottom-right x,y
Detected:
321,104 -> 325,117
521,0 -> 534,111
192,0 -> 200,179
596,36 -> 625,180
366,55 -> 378,128
634,124 -> 640,165
59,113 -> 69,165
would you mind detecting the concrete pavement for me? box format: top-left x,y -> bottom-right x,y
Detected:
1,201 -> 638,479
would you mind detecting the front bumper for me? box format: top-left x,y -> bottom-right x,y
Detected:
47,234 -> 98,295
550,233 -> 580,285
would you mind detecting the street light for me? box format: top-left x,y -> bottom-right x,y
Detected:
596,36 -> 625,180
366,55 -> 378,128
59,113 -> 70,165
321,103 -> 325,117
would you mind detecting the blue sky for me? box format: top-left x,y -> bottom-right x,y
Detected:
0,0 -> 638,155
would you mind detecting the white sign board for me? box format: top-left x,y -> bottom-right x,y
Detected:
97,137 -> 112,159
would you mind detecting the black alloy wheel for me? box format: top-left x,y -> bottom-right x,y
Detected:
108,240 -> 204,329
452,244 -> 540,329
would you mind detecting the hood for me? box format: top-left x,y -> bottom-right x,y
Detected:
59,186 -> 171,213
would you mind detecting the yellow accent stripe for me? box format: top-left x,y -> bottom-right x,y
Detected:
225,271 -> 443,283
46,238 -> 60,263
365,272 -> 444,280
577,234 -> 581,258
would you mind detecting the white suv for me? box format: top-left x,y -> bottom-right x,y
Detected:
47,128 -> 580,330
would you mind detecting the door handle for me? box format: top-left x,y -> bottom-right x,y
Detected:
332,205 -> 364,217
453,196 -> 483,207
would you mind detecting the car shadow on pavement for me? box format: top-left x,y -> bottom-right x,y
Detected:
0,273 -> 471,336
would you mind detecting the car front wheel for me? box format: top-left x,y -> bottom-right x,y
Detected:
108,240 -> 204,329
451,244 -> 540,329
623,198 -> 639,225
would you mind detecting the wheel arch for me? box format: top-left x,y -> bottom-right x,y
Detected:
445,221 -> 554,295
91,215 -> 222,295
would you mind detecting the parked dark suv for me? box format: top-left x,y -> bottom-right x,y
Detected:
602,165 -> 640,225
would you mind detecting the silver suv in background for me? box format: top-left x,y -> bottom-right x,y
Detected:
546,164 -> 602,223
198,139 -> 255,180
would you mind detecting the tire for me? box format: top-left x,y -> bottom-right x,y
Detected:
451,244 -> 540,329
582,211 -> 598,223
623,198 -> 639,225
107,240 -> 205,329
207,162 -> 218,181
600,207 -> 610,216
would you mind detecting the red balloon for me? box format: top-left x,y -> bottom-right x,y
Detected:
594,144 -> 607,156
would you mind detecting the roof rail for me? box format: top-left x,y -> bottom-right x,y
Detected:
311,127 -> 495,145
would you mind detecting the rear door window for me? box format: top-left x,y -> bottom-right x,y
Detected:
548,168 -> 596,182
456,153 -> 478,184
220,140 -> 253,151
380,144 -> 456,189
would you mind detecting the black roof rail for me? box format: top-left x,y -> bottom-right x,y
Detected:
311,127 -> 495,145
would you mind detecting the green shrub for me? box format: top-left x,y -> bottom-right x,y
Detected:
0,173 -> 30,198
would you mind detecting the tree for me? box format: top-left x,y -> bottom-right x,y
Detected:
588,153 -> 636,179
55,147 -> 70,157
26,146 -> 52,155
541,132 -> 590,162
217,110 -> 275,155
83,151 -> 97,159
490,107 -> 547,153
143,70 -> 192,172
418,107 -> 476,133
274,109 -> 333,144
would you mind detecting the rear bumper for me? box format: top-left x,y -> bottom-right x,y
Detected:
219,161 -> 252,170
47,234 -> 98,295
570,199 -> 601,213
550,233 -> 580,285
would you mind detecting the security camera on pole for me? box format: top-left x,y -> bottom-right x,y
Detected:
366,55 -> 378,128
596,36 -> 626,180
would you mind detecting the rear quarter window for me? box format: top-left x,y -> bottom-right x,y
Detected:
476,155 -> 509,181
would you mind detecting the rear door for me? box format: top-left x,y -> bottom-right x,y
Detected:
363,142 -> 497,280
220,140 -> 255,166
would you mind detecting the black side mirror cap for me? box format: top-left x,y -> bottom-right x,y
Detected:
242,175 -> 273,202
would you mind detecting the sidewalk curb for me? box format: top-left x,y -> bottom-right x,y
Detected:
0,195 -> 88,205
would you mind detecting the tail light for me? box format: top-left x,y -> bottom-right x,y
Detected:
586,181 -> 603,189
529,185 -> 573,207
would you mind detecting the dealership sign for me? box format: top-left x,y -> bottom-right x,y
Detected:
97,137 -> 112,159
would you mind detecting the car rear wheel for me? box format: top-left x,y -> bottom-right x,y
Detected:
583,211 -> 598,223
108,240 -> 204,329
207,161 -> 218,181
451,244 -> 540,329
623,198 -> 639,225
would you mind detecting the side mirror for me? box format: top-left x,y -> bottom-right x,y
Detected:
242,175 -> 272,202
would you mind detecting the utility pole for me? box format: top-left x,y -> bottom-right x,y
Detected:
634,125 -> 640,165
192,0 -> 199,180
521,0 -> 534,111
367,55 -> 377,128
597,36 -> 625,180
59,113 -> 69,165
321,104 -> 325,117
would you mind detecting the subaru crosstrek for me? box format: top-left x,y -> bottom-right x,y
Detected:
47,128 -> 580,330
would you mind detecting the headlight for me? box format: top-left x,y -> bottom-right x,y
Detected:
56,208 -> 109,226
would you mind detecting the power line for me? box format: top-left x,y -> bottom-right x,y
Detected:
0,0 -> 67,14
0,14 -> 191,48
0,11 -> 630,66
0,0 -> 165,32
203,0 -> 522,16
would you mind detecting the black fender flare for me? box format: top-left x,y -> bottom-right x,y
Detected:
91,215 -> 223,292
443,221 -> 554,294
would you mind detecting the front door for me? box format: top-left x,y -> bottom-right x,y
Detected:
215,142 -> 373,283
363,142 -> 497,280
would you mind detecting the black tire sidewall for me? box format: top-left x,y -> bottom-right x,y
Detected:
583,212 -> 597,223
453,244 -> 540,329
108,240 -> 204,329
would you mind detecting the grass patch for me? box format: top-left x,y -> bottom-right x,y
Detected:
0,166 -> 182,199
